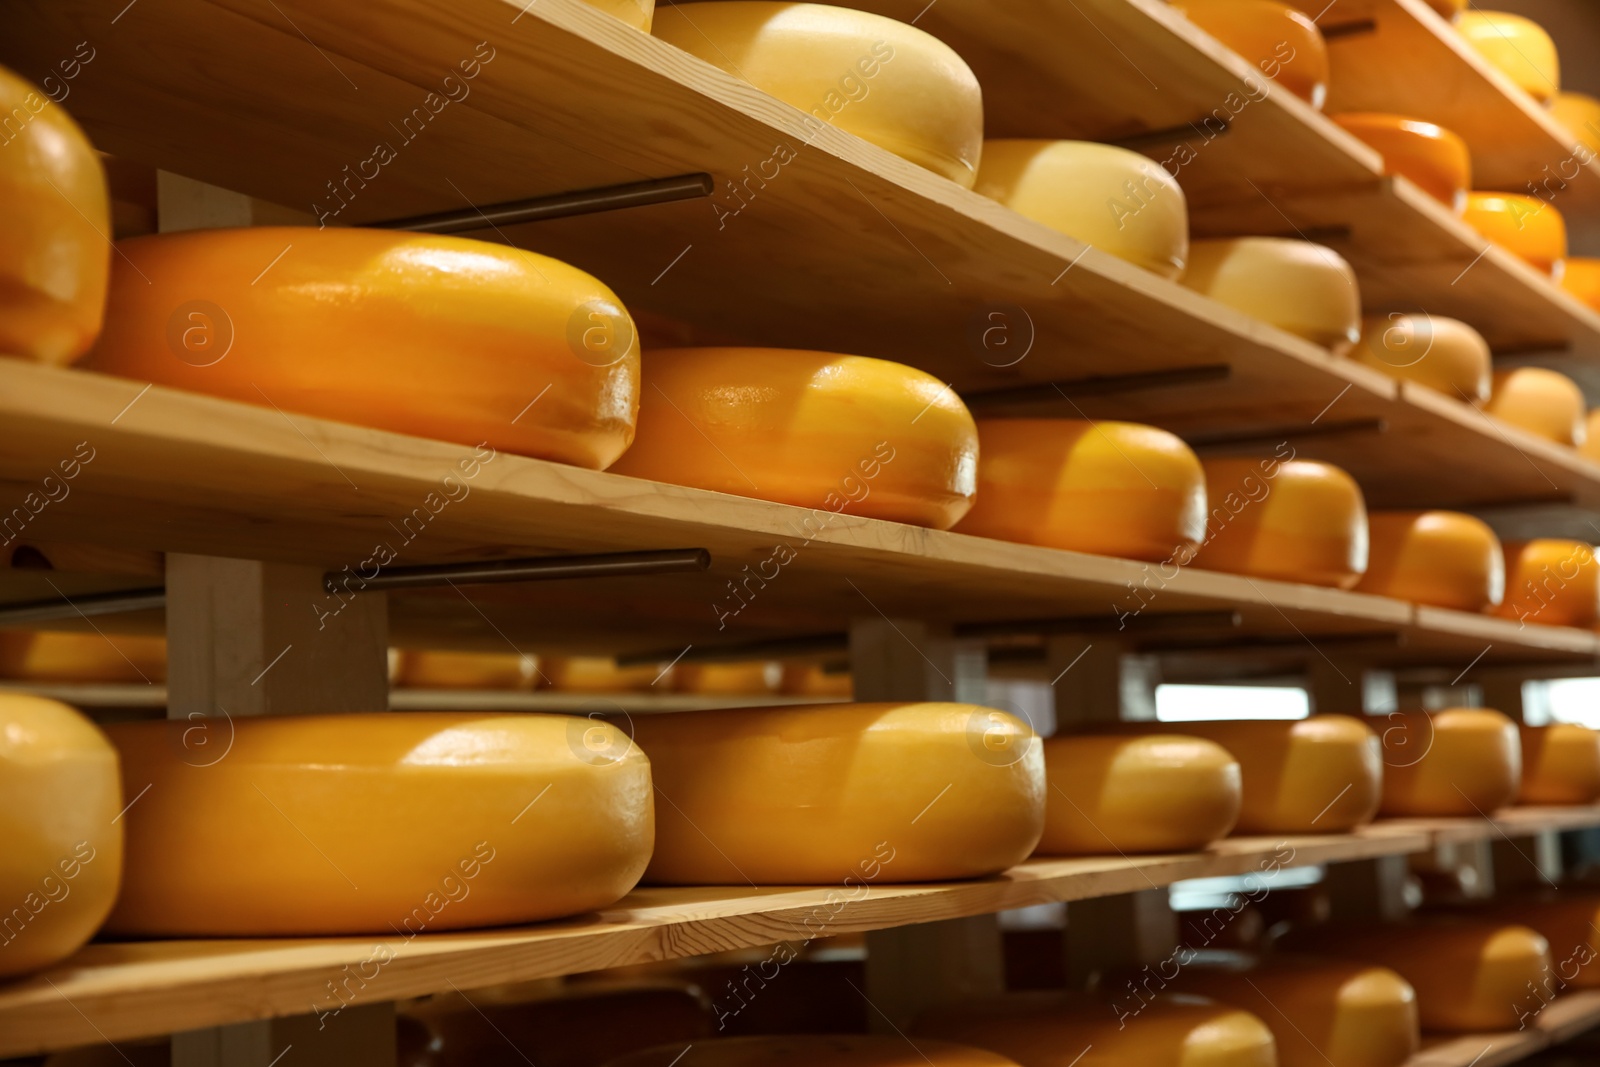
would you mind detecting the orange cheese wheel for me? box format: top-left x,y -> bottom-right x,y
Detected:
1563,257 -> 1600,313
1347,314 -> 1490,402
1463,193 -> 1567,277
1457,12 -> 1560,103
671,662 -> 776,695
609,1037 -> 1022,1067
104,713 -> 653,935
585,0 -> 654,30
1497,539 -> 1600,627
974,141 -> 1189,278
780,662 -> 853,698
914,991 -> 1277,1067
651,3 -> 983,187
609,348 -> 978,529
1333,114 -> 1471,212
1378,708 -> 1520,817
1173,0 -> 1329,108
0,695 -> 122,979
1519,723 -> 1600,804
1485,367 -> 1585,445
1448,895 -> 1600,989
393,649 -> 537,690
1036,734 -> 1241,854
1354,510 -> 1504,612
1281,920 -> 1551,1031
81,227 -> 639,469
953,419 -> 1206,562
542,656 -> 665,692
1551,92 -> 1600,155
0,65 -> 111,365
1180,238 -> 1362,349
0,630 -> 167,684
1156,953 -> 1419,1067
631,702 -> 1044,884
1196,457 -> 1369,589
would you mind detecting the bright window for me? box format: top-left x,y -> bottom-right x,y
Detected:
1155,684 -> 1310,722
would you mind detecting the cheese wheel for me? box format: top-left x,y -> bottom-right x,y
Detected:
1195,457 -> 1369,589
0,65 -> 111,365
1497,539 -> 1600,627
1333,114 -> 1471,212
0,630 -> 167,684
1518,723 -> 1600,804
1378,708 -> 1520,817
779,662 -> 853,698
1347,314 -> 1490,402
1485,367 -> 1585,445
608,1036 -> 1022,1067
1035,734 -> 1241,854
1108,717 -> 1381,833
1551,92 -> 1600,155
631,702 -> 1045,884
542,656 -> 665,692
974,141 -> 1189,278
1457,12 -> 1560,103
1563,257 -> 1600,313
651,3 -> 983,187
1156,953 -> 1419,1067
954,419 -> 1205,562
1173,0 -> 1330,108
1354,510 -> 1504,612
1180,238 -> 1362,349
1584,410 -> 1600,464
671,662 -> 777,695
585,0 -> 654,30
1462,193 -> 1567,277
609,348 -> 978,529
0,695 -> 122,979
1449,894 -> 1600,989
393,649 -> 537,690
913,991 -> 1277,1067
103,713 -> 653,935
1280,920 -> 1551,1031
81,227 -> 639,469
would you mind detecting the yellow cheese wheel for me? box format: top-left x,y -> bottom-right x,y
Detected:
651,3 -> 983,187
104,713 -> 653,935
1462,193 -> 1567,277
671,661 -> 776,695
1180,238 -> 1362,349
974,141 -> 1189,278
1497,539 -> 1600,627
585,0 -> 654,31
608,1036 -> 1021,1067
393,649 -> 537,690
1354,510 -> 1504,612
1457,11 -> 1560,103
1519,723 -> 1600,804
1485,367 -> 1585,445
953,419 -> 1206,562
0,65 -> 111,365
1173,0 -> 1330,108
1281,919 -> 1551,1031
779,662 -> 853,698
1449,894 -> 1600,989
1333,114 -> 1471,212
913,991 -> 1277,1067
1551,92 -> 1600,155
609,348 -> 978,529
542,656 -> 665,692
0,630 -> 167,684
1347,314 -> 1490,402
1035,734 -> 1241,854
1563,257 -> 1600,314
631,702 -> 1044,884
1196,457 -> 1369,589
81,227 -> 639,469
1109,717 -> 1381,833
0,695 -> 122,979
1157,953 -> 1419,1067
1378,708 -> 1520,817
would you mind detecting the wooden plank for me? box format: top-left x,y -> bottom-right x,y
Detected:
1407,1032 -> 1546,1067
1380,806 -> 1600,845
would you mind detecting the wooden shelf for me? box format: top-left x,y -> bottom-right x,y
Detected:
1408,991 -> 1600,1066
1385,805 -> 1600,845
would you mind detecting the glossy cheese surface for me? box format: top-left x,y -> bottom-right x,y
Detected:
104,713 -> 653,935
1348,314 -> 1490,401
1378,709 -> 1520,817
585,0 -> 654,30
1196,457 -> 1369,589
542,656 -> 666,692
1463,193 -> 1567,277
1354,510 -> 1504,611
652,3 -> 984,187
974,141 -> 1189,278
1180,238 -> 1361,349
0,695 -> 122,979
1485,367 -> 1584,445
1457,11 -> 1560,102
393,650 -> 537,690
609,347 -> 979,529
1457,894 -> 1600,989
1563,257 -> 1600,314
1333,114 -> 1470,211
0,65 -> 111,365
609,1036 -> 1021,1067
1497,539 -> 1600,627
954,419 -> 1206,562
1518,723 -> 1600,805
1112,717 -> 1380,833
81,227 -> 639,469
1174,0 -> 1329,108
0,630 -> 167,684
1551,92 -> 1600,154
1036,734 -> 1241,855
632,702 -> 1045,884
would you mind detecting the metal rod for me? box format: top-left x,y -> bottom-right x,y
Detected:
955,609 -> 1243,639
330,548 -> 710,594
1320,18 -> 1378,39
372,173 -> 715,234
1108,120 -> 1230,151
965,365 -> 1232,412
1186,417 -> 1387,452
0,587 -> 166,626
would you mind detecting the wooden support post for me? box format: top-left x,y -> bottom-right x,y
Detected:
157,172 -> 314,233
1065,889 -> 1178,988
1046,636 -> 1149,726
1322,854 -> 1413,922
1477,673 -> 1528,723
1492,833 -> 1562,892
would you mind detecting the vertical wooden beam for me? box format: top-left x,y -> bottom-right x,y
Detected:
1065,889 -> 1178,988
1045,636 -> 1125,726
1478,674 -> 1528,723
1322,855 -> 1413,922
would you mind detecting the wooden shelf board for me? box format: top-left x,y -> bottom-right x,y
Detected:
1407,991 -> 1600,1066
1380,805 -> 1600,845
